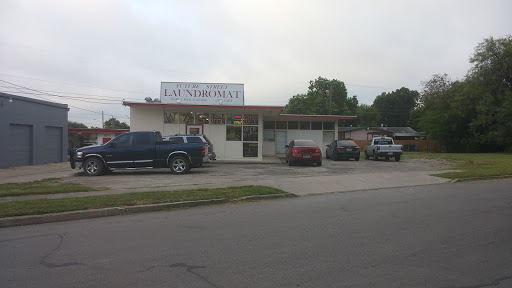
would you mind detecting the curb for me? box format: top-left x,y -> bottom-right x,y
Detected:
0,193 -> 295,228
450,175 -> 512,183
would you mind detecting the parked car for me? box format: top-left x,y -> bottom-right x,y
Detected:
163,134 -> 216,163
285,139 -> 322,166
70,131 -> 205,176
326,140 -> 360,161
364,137 -> 403,161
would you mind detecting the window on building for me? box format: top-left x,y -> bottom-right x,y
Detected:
243,126 -> 258,141
243,114 -> 258,125
211,113 -> 225,124
196,112 -> 209,124
243,143 -> 258,157
287,121 -> 298,129
276,121 -> 287,129
226,114 -> 243,125
179,112 -> 194,124
226,126 -> 242,141
311,122 -> 322,130
264,121 -> 275,129
300,121 -> 311,130
323,122 -> 335,130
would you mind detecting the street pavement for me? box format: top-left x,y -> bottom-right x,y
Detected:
1,180 -> 511,287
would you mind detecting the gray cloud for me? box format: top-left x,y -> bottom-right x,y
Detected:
1,0 -> 510,127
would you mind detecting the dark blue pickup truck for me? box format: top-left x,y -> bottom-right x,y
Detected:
70,131 -> 204,176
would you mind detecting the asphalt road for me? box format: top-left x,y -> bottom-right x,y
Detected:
1,180 -> 511,288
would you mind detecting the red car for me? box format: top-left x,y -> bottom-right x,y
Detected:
285,139 -> 322,166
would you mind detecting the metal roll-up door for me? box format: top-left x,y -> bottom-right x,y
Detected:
9,124 -> 33,167
44,126 -> 63,163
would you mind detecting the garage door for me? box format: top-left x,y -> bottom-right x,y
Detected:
8,124 -> 33,167
44,126 -> 63,163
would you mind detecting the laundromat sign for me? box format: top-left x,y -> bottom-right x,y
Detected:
161,82 -> 244,105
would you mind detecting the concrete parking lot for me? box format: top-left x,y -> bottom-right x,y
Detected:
0,157 -> 453,200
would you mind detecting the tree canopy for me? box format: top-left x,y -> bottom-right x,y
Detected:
283,77 -> 357,115
104,117 -> 130,129
417,35 -> 512,152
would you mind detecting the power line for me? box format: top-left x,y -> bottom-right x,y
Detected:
0,73 -> 158,95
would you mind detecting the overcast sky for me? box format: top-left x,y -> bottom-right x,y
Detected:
1,0 -> 510,127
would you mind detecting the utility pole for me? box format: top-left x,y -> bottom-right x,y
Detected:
326,81 -> 333,114
102,111 -> 104,129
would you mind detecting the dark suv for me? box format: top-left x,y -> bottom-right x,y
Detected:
162,134 -> 216,163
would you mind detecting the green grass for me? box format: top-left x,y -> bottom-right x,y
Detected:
0,185 -> 285,218
0,178 -> 105,198
402,152 -> 512,179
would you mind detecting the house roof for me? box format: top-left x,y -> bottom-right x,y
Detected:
338,126 -> 421,136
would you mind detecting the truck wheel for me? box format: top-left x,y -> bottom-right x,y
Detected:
395,156 -> 401,162
83,157 -> 104,176
317,161 -> 322,166
373,151 -> 378,161
170,156 -> 190,174
385,156 -> 390,161
364,152 -> 369,160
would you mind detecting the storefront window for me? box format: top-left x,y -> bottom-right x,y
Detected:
243,114 -> 258,125
264,121 -> 275,129
287,121 -> 298,129
311,122 -> 322,130
276,121 -> 287,129
226,126 -> 242,141
196,112 -> 209,124
243,143 -> 258,157
243,126 -> 258,141
179,112 -> 194,124
323,122 -> 335,130
211,113 -> 225,124
164,111 -> 179,124
300,121 -> 311,130
226,114 -> 243,125
264,130 -> 275,142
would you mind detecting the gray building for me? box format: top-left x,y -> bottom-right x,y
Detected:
0,93 -> 68,169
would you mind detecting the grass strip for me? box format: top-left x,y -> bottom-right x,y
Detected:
403,152 -> 512,179
0,185 -> 285,218
0,178 -> 105,198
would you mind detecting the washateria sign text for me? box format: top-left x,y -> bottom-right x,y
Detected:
161,82 -> 244,105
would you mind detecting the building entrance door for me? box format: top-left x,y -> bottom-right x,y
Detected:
275,131 -> 287,154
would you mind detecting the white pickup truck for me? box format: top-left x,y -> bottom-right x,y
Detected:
364,137 -> 403,161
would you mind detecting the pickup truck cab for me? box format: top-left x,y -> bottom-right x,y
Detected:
70,131 -> 204,176
364,137 -> 403,161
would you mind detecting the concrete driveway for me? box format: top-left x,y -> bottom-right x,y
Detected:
0,157 -> 453,198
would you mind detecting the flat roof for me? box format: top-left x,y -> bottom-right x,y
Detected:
123,101 -> 357,120
123,101 -> 284,110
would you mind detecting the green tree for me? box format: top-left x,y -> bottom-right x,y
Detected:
355,104 -> 379,127
284,77 -> 354,115
68,121 -> 88,128
104,117 -> 130,129
372,87 -> 419,127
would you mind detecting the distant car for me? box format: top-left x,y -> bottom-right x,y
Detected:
163,134 -> 216,163
326,140 -> 360,161
285,139 -> 322,166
